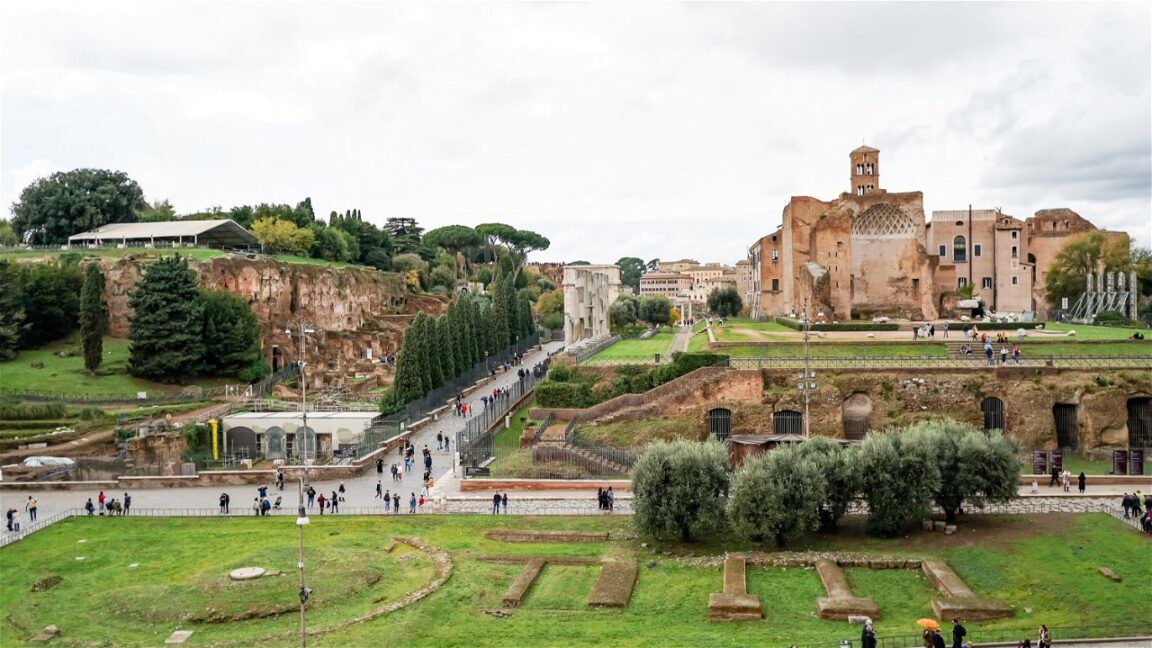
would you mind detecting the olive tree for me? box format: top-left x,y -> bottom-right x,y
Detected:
795,435 -> 860,531
631,440 -> 729,543
913,420 -> 1020,523
727,445 -> 825,547
857,427 -> 942,537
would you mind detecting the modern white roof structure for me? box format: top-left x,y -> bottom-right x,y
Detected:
68,219 -> 258,248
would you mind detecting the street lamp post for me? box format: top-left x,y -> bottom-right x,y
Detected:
799,300 -> 816,439
285,320 -> 314,648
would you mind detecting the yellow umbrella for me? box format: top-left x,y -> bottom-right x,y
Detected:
916,618 -> 941,629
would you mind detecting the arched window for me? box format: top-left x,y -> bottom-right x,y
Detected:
980,397 -> 1005,431
953,236 -> 967,263
708,408 -> 732,441
773,410 -> 803,436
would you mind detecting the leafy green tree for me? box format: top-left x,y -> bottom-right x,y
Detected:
425,225 -> 483,276
330,209 -> 394,269
632,440 -> 730,542
138,199 -> 177,222
310,225 -> 357,262
1045,231 -> 1132,307
906,420 -> 1020,523
79,263 -> 108,374
639,295 -> 671,326
13,260 -> 83,348
535,289 -> 564,317
728,446 -> 826,547
0,221 -> 18,246
250,217 -> 315,255
11,169 -> 147,244
201,290 -> 269,382
128,255 -> 206,382
610,294 -> 640,327
384,217 -> 426,257
707,287 -> 743,318
616,257 -> 645,291
475,223 -> 517,263
0,261 -> 26,360
795,436 -> 859,531
857,427 -> 942,537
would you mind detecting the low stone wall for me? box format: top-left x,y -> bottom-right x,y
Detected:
460,478 -> 631,492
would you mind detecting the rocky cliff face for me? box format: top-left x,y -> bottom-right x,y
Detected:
97,254 -> 446,386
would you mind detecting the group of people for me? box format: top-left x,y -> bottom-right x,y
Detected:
1121,491 -> 1151,533
1046,467 -> 1086,493
491,492 -> 509,514
481,387 -> 513,410
4,496 -> 45,532
979,341 -> 1021,366
596,487 -> 615,512
83,492 -> 131,516
912,321 -> 946,340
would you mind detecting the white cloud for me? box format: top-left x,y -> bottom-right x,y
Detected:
1,2 -> 1148,258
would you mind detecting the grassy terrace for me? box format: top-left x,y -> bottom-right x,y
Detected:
0,514 -> 1146,647
1,247 -> 369,269
584,333 -> 676,364
0,335 -> 230,398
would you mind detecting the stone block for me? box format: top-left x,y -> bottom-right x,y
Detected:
708,593 -> 763,621
931,596 -> 1013,621
923,520 -> 935,531
723,556 -> 747,595
1097,567 -> 1122,582
29,626 -> 59,643
944,525 -> 957,535
932,521 -> 947,531
817,596 -> 881,620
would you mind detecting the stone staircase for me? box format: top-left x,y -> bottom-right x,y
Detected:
595,367 -> 731,424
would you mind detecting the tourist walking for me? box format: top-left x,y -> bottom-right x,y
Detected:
1077,472 -> 1086,494
85,498 -> 95,516
409,492 -> 417,514
502,492 -> 508,514
26,496 -> 37,522
1037,624 -> 1051,648
492,492 -> 501,515
1061,469 -> 1071,493
376,481 -> 383,499
392,492 -> 400,514
951,619 -> 967,648
861,619 -> 877,648
377,457 -> 384,475
4,507 -> 16,532
253,497 -> 261,516
98,491 -> 106,513
219,493 -> 229,514
330,490 -> 339,513
123,493 -> 132,515
383,490 -> 391,513
317,493 -> 326,515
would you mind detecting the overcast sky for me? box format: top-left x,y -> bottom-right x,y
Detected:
2,2 -> 1149,263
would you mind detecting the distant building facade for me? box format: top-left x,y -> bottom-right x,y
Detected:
747,147 -> 1125,320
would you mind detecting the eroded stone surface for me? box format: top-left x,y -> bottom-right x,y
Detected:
229,567 -> 266,581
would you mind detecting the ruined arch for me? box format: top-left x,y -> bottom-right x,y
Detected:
708,408 -> 732,441
228,427 -> 258,459
265,426 -> 287,460
841,393 -> 872,440
773,410 -> 803,436
980,397 -> 1005,431
1052,403 -> 1079,449
1127,396 -> 1152,447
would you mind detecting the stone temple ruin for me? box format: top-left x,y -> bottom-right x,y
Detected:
562,264 -> 621,353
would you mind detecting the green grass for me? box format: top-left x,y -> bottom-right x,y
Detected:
1014,342 -> 1151,356
585,334 -> 675,363
574,419 -> 704,448
0,247 -> 228,263
493,405 -> 535,453
720,343 -> 951,358
1041,322 -> 1143,340
2,514 -> 1146,647
0,337 -> 189,398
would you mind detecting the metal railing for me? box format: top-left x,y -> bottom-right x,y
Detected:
456,370 -> 542,467
569,335 -> 622,364
729,354 -> 1152,370
533,413 -> 554,443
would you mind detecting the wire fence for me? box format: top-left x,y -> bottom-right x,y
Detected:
456,370 -> 544,468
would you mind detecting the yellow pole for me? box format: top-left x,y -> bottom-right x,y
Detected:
210,419 -> 219,461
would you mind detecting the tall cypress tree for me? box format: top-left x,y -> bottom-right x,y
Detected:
437,315 -> 456,383
420,313 -> 443,390
517,292 -> 535,339
392,314 -> 426,403
79,263 -> 108,375
491,268 -> 512,349
128,255 -> 205,382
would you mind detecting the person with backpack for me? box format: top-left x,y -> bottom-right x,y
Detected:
951,619 -> 967,648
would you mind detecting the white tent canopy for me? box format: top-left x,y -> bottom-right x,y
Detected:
68,219 -> 258,248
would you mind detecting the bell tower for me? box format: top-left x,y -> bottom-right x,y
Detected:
850,145 -> 880,196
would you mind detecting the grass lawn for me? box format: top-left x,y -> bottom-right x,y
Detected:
492,405 -> 536,453
1040,322 -> 1143,340
585,334 -> 675,364
0,514 -> 1146,647
0,247 -> 228,263
720,343 -> 951,358
574,418 -> 704,448
1017,342 -> 1152,356
0,337 -> 187,398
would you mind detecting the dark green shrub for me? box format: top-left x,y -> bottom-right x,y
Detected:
546,364 -> 573,382
0,403 -> 67,420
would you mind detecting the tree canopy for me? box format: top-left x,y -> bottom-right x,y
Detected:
616,256 -> 645,291
727,445 -> 826,547
1044,231 -> 1133,307
708,287 -> 743,318
128,256 -> 206,382
11,169 -> 147,245
631,440 -> 730,542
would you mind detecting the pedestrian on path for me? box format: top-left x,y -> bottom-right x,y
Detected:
307,486 -> 316,509
383,490 -> 391,512
409,492 -> 417,513
98,491 -> 106,513
85,498 -> 95,516
492,492 -> 501,515
392,492 -> 400,514
502,492 -> 508,514
317,493 -> 326,515
123,493 -> 132,515
1077,472 -> 1086,494
26,496 -> 38,522
375,481 -> 383,499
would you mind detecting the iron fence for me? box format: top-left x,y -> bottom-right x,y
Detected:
730,355 -> 1152,370
456,371 -> 542,467
569,335 -> 622,364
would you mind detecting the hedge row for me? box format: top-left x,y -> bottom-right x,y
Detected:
535,352 -> 730,409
